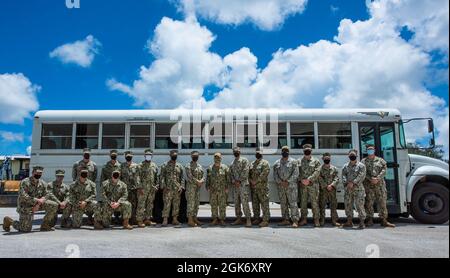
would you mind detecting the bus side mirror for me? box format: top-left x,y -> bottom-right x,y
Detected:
428,119 -> 434,133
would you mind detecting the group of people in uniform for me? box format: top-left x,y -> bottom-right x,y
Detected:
2,144 -> 395,233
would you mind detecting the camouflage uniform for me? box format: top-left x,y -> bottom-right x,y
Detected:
63,178 -> 97,228
298,157 -> 321,220
185,161 -> 205,218
160,161 -> 185,218
362,156 -> 388,220
72,160 -> 98,182
249,158 -> 271,222
101,160 -> 121,182
96,179 -> 132,226
138,160 -> 159,222
12,177 -> 58,232
230,156 -> 251,218
342,161 -> 367,222
206,163 -> 230,220
120,160 -> 142,222
47,178 -> 70,226
273,158 -> 300,222
318,164 -> 340,223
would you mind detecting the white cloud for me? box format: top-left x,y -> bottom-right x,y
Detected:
176,0 -> 308,31
0,73 -> 40,124
0,131 -> 24,143
50,35 -> 101,67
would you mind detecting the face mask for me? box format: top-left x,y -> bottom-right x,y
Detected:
282,152 -> 289,158
80,172 -> 88,179
214,158 -> 221,164
125,156 -> 133,162
145,155 -> 152,161
171,155 -> 178,161
256,154 -> 263,160
349,155 -> 357,161
110,155 -> 117,160
233,152 -> 240,158
33,174 -> 42,180
112,173 -> 120,179
323,159 -> 331,165
83,154 -> 90,160
192,156 -> 199,162
304,150 -> 312,156
367,149 -> 375,156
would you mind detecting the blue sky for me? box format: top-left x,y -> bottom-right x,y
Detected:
0,0 -> 448,156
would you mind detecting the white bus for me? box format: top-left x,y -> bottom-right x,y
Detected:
30,108 -> 449,224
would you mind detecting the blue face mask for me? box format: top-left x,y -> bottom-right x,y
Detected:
367,149 -> 375,155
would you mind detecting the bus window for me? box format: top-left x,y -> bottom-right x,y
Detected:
290,123 -> 314,149
359,125 -> 376,156
75,124 -> 99,149
209,122 -> 232,149
155,123 -> 178,149
130,125 -> 151,149
41,124 -> 72,149
399,121 -> 407,148
181,122 -> 206,149
318,122 -> 352,149
262,122 -> 287,149
236,123 -> 258,148
102,124 -> 125,149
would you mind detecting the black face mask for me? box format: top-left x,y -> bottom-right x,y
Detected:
110,155 -> 117,160
233,152 -> 240,158
304,150 -> 312,156
192,156 -> 199,162
112,173 -> 120,179
83,154 -> 90,160
80,172 -> 88,179
33,174 -> 42,180
323,159 -> 331,165
256,153 -> 263,160
282,152 -> 289,158
125,156 -> 133,162
171,155 -> 178,161
349,155 -> 357,161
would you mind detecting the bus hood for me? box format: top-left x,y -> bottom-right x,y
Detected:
409,154 -> 449,172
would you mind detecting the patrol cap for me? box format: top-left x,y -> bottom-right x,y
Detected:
83,148 -> 91,154
144,149 -> 153,155
214,152 -> 222,158
170,150 -> 178,155
281,146 -> 289,152
80,168 -> 89,173
124,150 -> 133,157
232,147 -> 241,153
366,144 -> 375,149
55,169 -> 65,176
191,150 -> 200,156
303,144 -> 313,150
322,152 -> 331,158
348,149 -> 358,155
33,166 -> 44,173
110,149 -> 118,155
112,169 -> 121,174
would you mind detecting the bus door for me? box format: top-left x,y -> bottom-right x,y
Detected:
359,122 -> 401,214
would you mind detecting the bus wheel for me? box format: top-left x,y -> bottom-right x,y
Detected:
411,182 -> 449,224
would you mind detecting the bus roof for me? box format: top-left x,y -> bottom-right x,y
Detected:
34,108 -> 402,122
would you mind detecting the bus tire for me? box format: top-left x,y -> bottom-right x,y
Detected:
411,182 -> 449,224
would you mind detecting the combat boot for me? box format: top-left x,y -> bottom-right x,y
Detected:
292,221 -> 299,228
162,217 -> 168,227
332,219 -> 342,227
87,215 -> 94,226
40,221 -> 55,232
299,218 -> 307,226
194,217 -> 203,226
172,216 -> 181,226
122,219 -> 133,230
358,220 -> 365,229
231,217 -> 243,226
245,217 -> 252,228
343,218 -> 353,228
381,219 -> 396,228
137,221 -> 146,228
60,218 -> 71,229
144,219 -> 155,226
3,216 -> 13,232
278,218 -> 290,226
259,220 -> 269,228
94,221 -> 104,230
187,216 -> 196,227
366,218 -> 374,227
252,218 -> 262,225
211,218 -> 218,226
219,219 -> 226,226
314,219 -> 321,227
